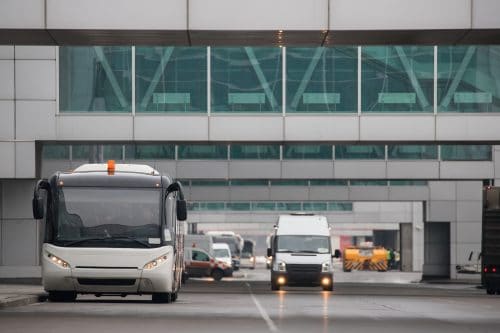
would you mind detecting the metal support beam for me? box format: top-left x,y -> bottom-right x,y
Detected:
290,48 -> 325,110
93,47 -> 128,108
140,47 -> 175,109
244,47 -> 279,110
394,46 -> 430,110
440,46 -> 477,108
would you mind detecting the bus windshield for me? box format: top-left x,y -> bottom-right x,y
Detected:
55,187 -> 162,248
276,235 -> 330,254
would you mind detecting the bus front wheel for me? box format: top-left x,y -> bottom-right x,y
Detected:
48,291 -> 77,302
152,292 -> 172,303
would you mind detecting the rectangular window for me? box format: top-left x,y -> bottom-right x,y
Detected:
192,202 -> 226,211
102,145 -> 123,160
252,202 -> 276,211
135,47 -> 207,113
211,47 -> 282,113
361,46 -> 433,113
226,202 -> 251,211
388,145 -> 438,160
303,202 -> 328,211
438,46 -> 500,113
328,202 -> 353,211
59,47 -> 132,112
276,202 -> 302,211
335,145 -> 385,160
390,180 -> 428,186
72,145 -> 90,160
350,180 -> 388,186
310,180 -> 348,186
271,180 -> 309,186
440,145 -> 492,161
177,145 -> 228,160
230,145 -> 280,160
42,145 -> 69,159
125,144 -> 175,160
287,47 -> 357,113
283,144 -> 333,159
231,180 -> 269,186
190,180 -> 229,187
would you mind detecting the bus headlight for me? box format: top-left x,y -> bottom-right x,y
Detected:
143,254 -> 168,270
47,253 -> 70,269
322,262 -> 331,272
274,261 -> 286,272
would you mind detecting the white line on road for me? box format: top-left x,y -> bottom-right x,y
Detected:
246,283 -> 278,332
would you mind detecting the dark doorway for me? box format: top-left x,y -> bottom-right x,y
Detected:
423,222 -> 451,279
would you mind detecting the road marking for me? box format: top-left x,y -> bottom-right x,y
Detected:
246,283 -> 278,332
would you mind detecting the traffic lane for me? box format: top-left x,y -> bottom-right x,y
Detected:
1,282 -> 500,333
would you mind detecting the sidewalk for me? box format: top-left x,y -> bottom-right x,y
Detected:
0,282 -> 46,310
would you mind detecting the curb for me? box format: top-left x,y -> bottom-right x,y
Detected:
0,294 -> 47,310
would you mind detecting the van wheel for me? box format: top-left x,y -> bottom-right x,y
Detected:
48,291 -> 77,302
486,288 -> 495,295
152,292 -> 172,303
211,269 -> 224,281
271,282 -> 280,291
171,292 -> 178,302
322,285 -> 333,292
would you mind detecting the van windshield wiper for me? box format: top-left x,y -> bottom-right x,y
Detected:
63,236 -> 151,248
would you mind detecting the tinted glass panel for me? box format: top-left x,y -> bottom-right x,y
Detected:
178,145 -> 228,159
310,180 -> 348,186
283,145 -> 332,159
212,47 -> 282,113
441,145 -> 492,161
362,46 -> 433,113
287,47 -> 357,113
135,47 -> 206,113
276,202 -> 302,211
59,46 -> 132,112
335,145 -> 385,159
350,180 -> 388,186
230,145 -> 280,159
124,144 -> 175,160
303,202 -> 328,211
43,145 -> 69,159
388,145 -> 438,159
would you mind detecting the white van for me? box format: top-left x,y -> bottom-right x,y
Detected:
268,213 -> 338,291
213,243 -> 234,277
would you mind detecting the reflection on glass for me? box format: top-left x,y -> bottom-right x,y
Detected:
124,144 -> 175,160
287,47 -> 357,113
350,180 -> 388,186
231,145 -> 280,159
59,46 -> 132,112
178,145 -> 228,159
440,145 -> 492,161
43,145 -> 69,159
283,145 -> 333,159
388,145 -> 438,159
212,47 -> 282,113
335,145 -> 385,159
135,47 -> 206,112
438,46 -> 500,113
362,46 -> 433,113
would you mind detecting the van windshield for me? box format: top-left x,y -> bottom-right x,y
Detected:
214,249 -> 231,258
276,235 -> 330,254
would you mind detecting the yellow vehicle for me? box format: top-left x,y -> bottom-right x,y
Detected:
343,246 -> 388,272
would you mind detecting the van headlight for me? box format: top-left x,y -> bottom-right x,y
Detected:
47,253 -> 70,269
274,261 -> 286,272
322,262 -> 331,272
144,254 -> 169,270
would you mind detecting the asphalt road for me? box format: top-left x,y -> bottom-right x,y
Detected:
0,273 -> 498,333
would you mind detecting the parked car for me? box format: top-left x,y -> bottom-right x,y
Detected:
184,247 -> 230,281
213,243 -> 234,277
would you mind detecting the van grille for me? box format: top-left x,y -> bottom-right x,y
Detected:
287,264 -> 321,274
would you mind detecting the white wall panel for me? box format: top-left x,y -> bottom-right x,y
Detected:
229,187 -> 270,201
472,0 -> 500,29
16,101 -> 56,140
0,0 -> 45,29
456,181 -> 482,201
387,161 -> 439,179
360,115 -> 435,141
1,220 -> 38,266
427,200 -> 456,222
0,61 -> 14,99
349,187 -> 389,201
0,143 -> 15,178
334,161 -> 386,178
2,180 -> 35,219
456,222 -> 482,248
134,116 -> 208,141
15,142 -> 35,178
189,187 -> 230,201
210,116 -> 283,141
47,0 -> 187,30
309,186 -> 349,201
15,46 -> 56,60
436,115 -> 500,141
456,201 -> 482,223
270,186 -> 309,201
190,0 -> 328,30
285,116 -> 358,141
440,162 -> 494,179
331,0 -> 471,30
0,46 -> 14,59
15,60 -> 56,100
0,101 -> 15,140
388,186 -> 429,201
282,161 -> 333,179
57,115 -> 133,140
176,161 -> 228,179
429,181 -> 456,201
229,161 -> 281,179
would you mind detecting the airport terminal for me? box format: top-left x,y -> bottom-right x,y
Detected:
0,1 -> 500,332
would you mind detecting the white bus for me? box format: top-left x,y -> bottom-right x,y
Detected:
32,161 -> 187,303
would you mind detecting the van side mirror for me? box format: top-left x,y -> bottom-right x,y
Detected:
333,249 -> 341,258
177,200 -> 187,221
267,248 -> 272,257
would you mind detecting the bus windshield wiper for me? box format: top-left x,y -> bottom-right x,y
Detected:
63,236 -> 151,248
293,250 -> 320,254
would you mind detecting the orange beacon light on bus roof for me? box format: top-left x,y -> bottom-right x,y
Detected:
107,160 -> 115,175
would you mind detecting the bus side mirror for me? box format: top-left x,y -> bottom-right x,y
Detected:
177,200 -> 187,221
267,248 -> 272,257
333,249 -> 341,258
32,179 -> 49,219
32,196 -> 44,219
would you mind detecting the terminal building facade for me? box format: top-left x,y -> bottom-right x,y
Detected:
1,0 -> 500,279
